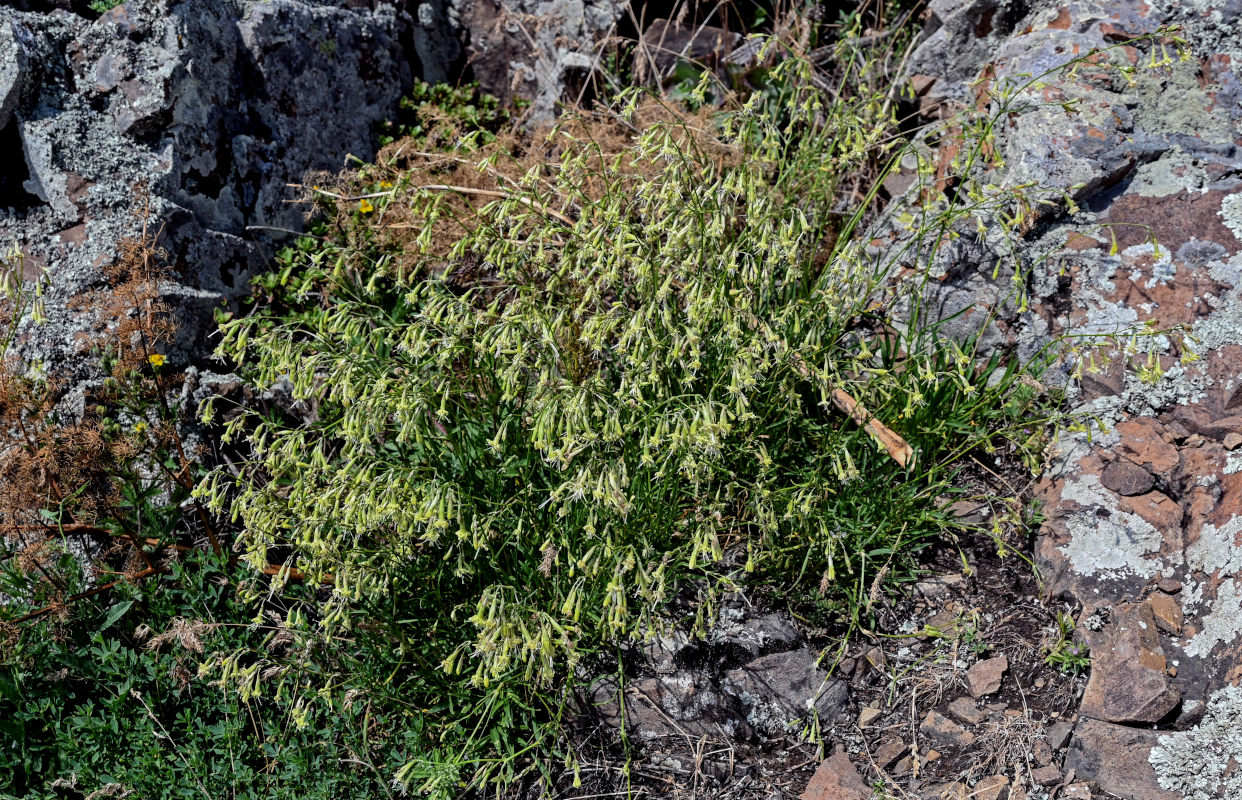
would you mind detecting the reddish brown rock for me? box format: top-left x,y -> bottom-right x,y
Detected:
1118,489 -> 1184,536
1148,592 -> 1184,635
921,710 -> 976,748
1064,718 -> 1179,800
1115,418 -> 1180,475
801,751 -> 871,800
966,655 -> 1008,698
1100,460 -> 1155,496
1080,602 -> 1180,723
1200,415 -> 1242,443
947,696 -> 985,724
972,775 -> 1008,800
1033,765 -> 1062,786
874,738 -> 908,769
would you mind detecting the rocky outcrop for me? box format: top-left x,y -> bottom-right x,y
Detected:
892,0 -> 1242,795
1,1 -> 416,391
451,0 -> 625,122
0,0 -> 620,403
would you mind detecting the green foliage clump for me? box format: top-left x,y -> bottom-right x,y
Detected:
377,80 -> 512,148
1043,610 -> 1090,674
0,552 -> 405,800
198,42 -> 1054,795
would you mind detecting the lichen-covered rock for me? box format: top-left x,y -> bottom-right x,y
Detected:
1149,684 -> 1242,800
1066,718 -> 1180,800
902,0 -> 1242,793
450,0 -> 624,123
723,648 -> 848,736
1079,601 -> 1180,723
589,670 -> 754,743
0,0 -> 412,392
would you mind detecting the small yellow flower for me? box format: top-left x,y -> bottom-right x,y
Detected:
379,180 -> 394,189
359,198 -> 374,214
134,421 -> 148,434
148,353 -> 166,367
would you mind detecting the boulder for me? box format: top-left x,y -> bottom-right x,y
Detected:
723,648 -> 848,736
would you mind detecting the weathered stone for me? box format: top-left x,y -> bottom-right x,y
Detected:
642,629 -> 690,673
800,751 -> 870,800
1157,577 -> 1182,594
1062,784 -> 1091,799
714,611 -> 802,657
723,648 -> 848,736
972,775 -> 1008,800
874,738 -> 908,769
1,0 -> 414,380
1032,738 -> 1053,765
1064,718 -> 1179,800
947,696 -> 985,724
920,710 -> 976,748
1080,602 -> 1180,724
1115,419 -> 1181,476
1032,765 -> 1061,786
637,18 -> 740,79
1148,592 -> 1184,635
0,15 -> 33,130
455,0 -> 623,123
916,572 -> 966,599
857,706 -> 883,728
1226,432 -> 1242,451
1100,460 -> 1156,496
966,655 -> 1008,698
920,781 -> 966,800
590,670 -> 752,743
1047,720 -> 1074,750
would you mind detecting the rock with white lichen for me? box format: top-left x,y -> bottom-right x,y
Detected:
897,0 -> 1242,793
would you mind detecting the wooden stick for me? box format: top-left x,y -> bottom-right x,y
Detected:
789,352 -> 914,468
828,388 -> 915,468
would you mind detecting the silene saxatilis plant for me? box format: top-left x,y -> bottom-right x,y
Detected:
195,22 -> 1190,797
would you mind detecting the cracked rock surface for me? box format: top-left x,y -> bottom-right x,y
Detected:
900,0 -> 1242,795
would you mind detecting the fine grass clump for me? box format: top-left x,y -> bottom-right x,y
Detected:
199,35 -> 1056,795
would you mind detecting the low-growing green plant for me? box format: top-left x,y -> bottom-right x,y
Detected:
1043,610 -> 1090,674
377,80 -> 512,149
0,549 -> 412,800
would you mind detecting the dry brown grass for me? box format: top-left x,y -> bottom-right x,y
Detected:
1,186 -> 205,617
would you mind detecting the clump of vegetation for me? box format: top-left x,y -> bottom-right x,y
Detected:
196,27 -> 1061,795
1043,610 -> 1090,674
377,80 -> 513,149
0,212 -> 406,799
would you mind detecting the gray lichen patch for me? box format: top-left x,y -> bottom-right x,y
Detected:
1186,515 -> 1242,579
1181,515 -> 1242,657
1130,148 -> 1211,198
1150,684 -> 1242,799
1133,62 -> 1232,140
1219,192 -> 1242,244
1184,579 -> 1242,658
1057,474 -> 1166,580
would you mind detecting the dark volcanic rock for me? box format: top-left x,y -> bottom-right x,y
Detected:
590,670 -> 753,743
1100,460 -> 1156,496
723,648 -> 848,736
